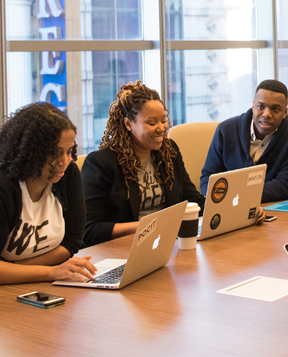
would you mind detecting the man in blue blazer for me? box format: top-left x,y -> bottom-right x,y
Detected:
200,79 -> 288,203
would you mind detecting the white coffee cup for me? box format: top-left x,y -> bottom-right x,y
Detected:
177,202 -> 200,249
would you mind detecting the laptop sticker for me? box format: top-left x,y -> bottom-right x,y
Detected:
137,217 -> 157,245
211,178 -> 228,203
248,207 -> 257,219
247,170 -> 265,186
210,214 -> 221,230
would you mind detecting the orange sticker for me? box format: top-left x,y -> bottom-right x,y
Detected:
211,178 -> 228,203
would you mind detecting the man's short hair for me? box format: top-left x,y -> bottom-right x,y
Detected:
256,79 -> 288,99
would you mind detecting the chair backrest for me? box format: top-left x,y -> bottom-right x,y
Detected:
168,122 -> 219,192
75,155 -> 87,171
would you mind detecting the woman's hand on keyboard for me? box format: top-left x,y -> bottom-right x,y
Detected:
50,255 -> 97,281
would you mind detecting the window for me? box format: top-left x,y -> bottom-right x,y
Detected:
277,0 -> 288,89
166,1 -> 258,125
0,0 -> 283,154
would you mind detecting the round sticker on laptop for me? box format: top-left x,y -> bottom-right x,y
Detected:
211,178 -> 228,203
210,214 -> 221,230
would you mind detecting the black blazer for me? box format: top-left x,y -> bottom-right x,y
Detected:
81,139 -> 205,246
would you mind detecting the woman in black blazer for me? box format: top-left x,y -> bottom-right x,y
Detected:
81,81 -> 205,246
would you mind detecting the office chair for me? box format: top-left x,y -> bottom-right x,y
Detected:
75,154 -> 87,171
168,121 -> 219,192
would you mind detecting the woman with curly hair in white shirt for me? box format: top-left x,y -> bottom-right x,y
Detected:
0,102 -> 96,284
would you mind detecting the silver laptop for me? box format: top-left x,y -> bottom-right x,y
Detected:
53,201 -> 187,289
197,164 -> 267,240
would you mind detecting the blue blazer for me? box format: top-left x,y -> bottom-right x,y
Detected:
200,108 -> 288,203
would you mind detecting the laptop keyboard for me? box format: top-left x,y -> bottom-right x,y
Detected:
89,263 -> 126,284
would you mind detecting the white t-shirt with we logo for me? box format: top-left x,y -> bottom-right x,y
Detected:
1,181 -> 65,261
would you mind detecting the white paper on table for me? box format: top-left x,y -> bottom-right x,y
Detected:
216,276 -> 288,302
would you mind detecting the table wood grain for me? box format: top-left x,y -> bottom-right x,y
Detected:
1,207 -> 288,357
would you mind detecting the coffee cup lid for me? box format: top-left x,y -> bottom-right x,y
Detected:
186,202 -> 200,213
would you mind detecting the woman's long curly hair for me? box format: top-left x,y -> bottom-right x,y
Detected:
100,80 -> 176,196
0,102 -> 77,181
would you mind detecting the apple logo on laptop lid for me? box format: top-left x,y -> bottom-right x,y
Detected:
153,235 -> 161,250
233,194 -> 239,207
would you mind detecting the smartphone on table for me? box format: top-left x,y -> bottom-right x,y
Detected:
265,215 -> 277,222
17,291 -> 65,309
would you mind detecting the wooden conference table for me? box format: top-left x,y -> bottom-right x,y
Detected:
1,206 -> 288,357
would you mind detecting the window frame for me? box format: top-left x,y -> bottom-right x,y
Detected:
0,0 -> 281,129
